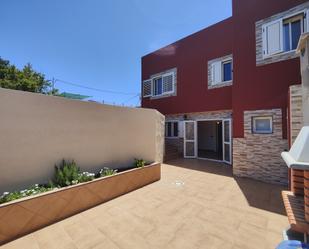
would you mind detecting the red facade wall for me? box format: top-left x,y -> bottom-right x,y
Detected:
232,0 -> 304,138
142,18 -> 234,114
142,0 -> 305,138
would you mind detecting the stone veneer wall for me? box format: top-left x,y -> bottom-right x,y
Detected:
155,112 -> 165,163
165,110 -> 232,157
290,85 -> 303,144
233,109 -> 289,185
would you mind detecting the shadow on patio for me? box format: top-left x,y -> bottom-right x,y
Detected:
166,158 -> 287,215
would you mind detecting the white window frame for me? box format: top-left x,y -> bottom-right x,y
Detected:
252,116 -> 273,134
165,121 -> 179,138
282,11 -> 307,53
222,59 -> 233,83
152,72 -> 175,97
210,57 -> 233,86
152,76 -> 164,97
262,9 -> 308,58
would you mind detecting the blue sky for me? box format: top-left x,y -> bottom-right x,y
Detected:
0,0 -> 232,106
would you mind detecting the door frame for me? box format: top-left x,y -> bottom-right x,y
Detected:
193,118 -> 232,165
183,120 -> 197,158
222,119 -> 232,165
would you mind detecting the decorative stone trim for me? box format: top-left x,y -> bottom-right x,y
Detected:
290,85 -> 303,145
166,110 -> 232,121
150,68 -> 177,100
208,54 -> 233,89
208,81 -> 232,90
255,2 -> 309,66
233,109 -> 289,185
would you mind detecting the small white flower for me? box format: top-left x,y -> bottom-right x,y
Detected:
3,192 -> 9,195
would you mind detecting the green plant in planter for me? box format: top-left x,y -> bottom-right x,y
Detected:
134,158 -> 146,168
79,172 -> 95,183
0,184 -> 54,204
98,167 -> 118,177
54,159 -> 81,187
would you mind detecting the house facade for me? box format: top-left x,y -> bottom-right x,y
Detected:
141,0 -> 309,185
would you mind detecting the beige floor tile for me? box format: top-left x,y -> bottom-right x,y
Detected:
0,159 -> 288,249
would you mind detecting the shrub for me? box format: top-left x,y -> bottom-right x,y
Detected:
54,160 -> 81,187
134,158 -> 146,168
0,184 -> 54,204
79,172 -> 95,183
98,167 -> 118,177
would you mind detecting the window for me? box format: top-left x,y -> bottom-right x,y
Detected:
165,121 -> 178,137
142,71 -> 175,98
210,57 -> 233,86
223,60 -> 232,82
252,116 -> 273,134
262,12 -> 306,57
283,14 -> 304,52
153,77 -> 163,96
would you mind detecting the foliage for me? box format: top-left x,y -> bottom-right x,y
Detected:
0,158 -> 145,204
54,160 -> 96,187
0,57 -> 58,94
54,160 -> 81,187
0,184 -> 54,204
98,167 -> 118,177
134,158 -> 146,168
78,172 -> 95,183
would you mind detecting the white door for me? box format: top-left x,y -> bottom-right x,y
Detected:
222,119 -> 232,164
184,121 -> 197,158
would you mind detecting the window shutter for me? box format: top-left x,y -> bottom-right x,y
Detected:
211,61 -> 222,84
162,73 -> 174,94
143,79 -> 152,97
262,19 -> 283,56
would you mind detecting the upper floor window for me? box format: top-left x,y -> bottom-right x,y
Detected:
143,69 -> 176,98
262,11 -> 307,57
283,14 -> 304,52
209,56 -> 233,87
223,60 -> 232,82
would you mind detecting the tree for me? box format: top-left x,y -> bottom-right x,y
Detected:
0,57 -> 58,94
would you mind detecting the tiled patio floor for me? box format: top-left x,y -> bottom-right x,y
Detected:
1,159 -> 288,249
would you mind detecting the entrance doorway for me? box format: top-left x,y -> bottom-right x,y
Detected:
183,119 -> 232,164
197,121 -> 223,160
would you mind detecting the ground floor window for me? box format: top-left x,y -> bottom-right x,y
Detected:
165,121 -> 178,137
252,116 -> 273,134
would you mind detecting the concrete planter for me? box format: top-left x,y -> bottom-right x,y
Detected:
0,162 -> 161,245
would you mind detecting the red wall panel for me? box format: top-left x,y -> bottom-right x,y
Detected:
142,18 -> 234,114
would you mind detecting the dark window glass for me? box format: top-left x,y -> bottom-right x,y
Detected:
223,61 -> 232,82
283,23 -> 290,51
167,122 -> 172,137
291,20 -> 301,50
173,122 -> 178,137
154,77 -> 163,96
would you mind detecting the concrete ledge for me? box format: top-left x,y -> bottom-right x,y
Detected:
0,162 -> 161,245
